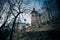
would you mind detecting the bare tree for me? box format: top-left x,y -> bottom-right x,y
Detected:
0,0 -> 31,40
7,0 -> 29,40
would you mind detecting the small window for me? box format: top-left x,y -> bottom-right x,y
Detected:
39,26 -> 40,28
32,15 -> 34,17
0,16 -> 1,19
0,16 -> 2,19
23,26 -> 25,28
24,19 -> 26,21
39,15 -> 41,17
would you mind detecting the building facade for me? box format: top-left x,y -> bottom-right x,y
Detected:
30,8 -> 41,26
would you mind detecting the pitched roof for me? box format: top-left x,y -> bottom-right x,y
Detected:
31,8 -> 38,14
31,8 -> 41,17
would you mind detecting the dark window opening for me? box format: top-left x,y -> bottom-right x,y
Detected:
39,26 -> 40,28
0,16 -> 1,19
24,19 -> 26,21
39,15 -> 41,17
32,15 -> 34,17
23,26 -> 25,28
23,26 -> 25,30
0,16 -> 2,19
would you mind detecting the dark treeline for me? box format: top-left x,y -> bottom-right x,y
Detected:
52,0 -> 60,29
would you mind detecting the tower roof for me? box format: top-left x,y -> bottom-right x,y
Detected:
30,8 -> 41,17
31,8 -> 38,14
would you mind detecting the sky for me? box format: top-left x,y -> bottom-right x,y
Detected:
24,0 -> 45,12
23,0 -> 58,16
0,0 -> 58,28
9,0 -> 57,15
10,0 -> 46,13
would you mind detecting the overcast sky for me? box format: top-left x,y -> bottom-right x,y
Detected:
0,0 -> 58,27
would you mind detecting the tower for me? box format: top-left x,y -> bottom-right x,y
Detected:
26,8 -> 42,32
30,8 -> 41,26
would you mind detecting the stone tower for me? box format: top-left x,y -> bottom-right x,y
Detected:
30,8 -> 41,26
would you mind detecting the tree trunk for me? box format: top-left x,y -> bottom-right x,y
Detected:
9,12 -> 22,40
